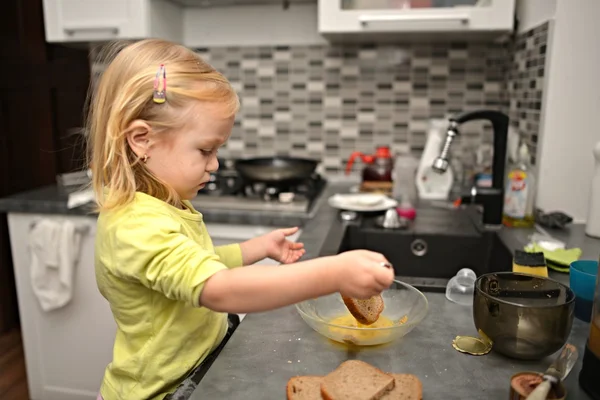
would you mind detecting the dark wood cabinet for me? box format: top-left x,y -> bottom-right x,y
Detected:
0,0 -> 91,333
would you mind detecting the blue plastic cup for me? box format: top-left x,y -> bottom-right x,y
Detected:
570,260 -> 599,322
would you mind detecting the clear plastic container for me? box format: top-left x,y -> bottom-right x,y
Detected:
445,268 -> 477,306
392,153 -> 419,206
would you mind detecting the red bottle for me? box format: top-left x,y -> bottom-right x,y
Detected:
346,146 -> 394,194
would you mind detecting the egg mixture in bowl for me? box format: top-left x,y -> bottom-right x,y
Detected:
295,280 -> 428,346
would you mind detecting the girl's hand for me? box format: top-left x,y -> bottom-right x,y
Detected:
263,227 -> 305,264
333,250 -> 395,299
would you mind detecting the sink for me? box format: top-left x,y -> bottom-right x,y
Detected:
319,207 -> 513,292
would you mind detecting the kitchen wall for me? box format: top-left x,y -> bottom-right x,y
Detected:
91,3 -> 551,181
84,0 -> 600,222
515,0 -> 556,33
506,21 -> 548,166
534,0 -> 600,222
196,41 -> 508,175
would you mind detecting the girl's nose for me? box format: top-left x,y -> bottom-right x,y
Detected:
207,156 -> 219,172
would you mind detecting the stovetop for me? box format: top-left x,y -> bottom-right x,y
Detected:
191,160 -> 327,214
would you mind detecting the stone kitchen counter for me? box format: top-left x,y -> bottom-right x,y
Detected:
1,183 -> 598,399
191,182 -> 599,400
0,184 -> 320,226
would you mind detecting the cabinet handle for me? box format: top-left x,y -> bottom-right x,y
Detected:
63,25 -> 120,36
359,13 -> 470,25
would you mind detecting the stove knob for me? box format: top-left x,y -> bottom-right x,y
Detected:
264,187 -> 277,201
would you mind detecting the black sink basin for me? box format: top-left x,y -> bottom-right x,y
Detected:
319,207 -> 513,292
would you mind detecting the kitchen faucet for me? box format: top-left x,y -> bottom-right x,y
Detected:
432,110 -> 510,228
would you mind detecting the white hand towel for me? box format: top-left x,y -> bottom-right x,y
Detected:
29,219 -> 87,312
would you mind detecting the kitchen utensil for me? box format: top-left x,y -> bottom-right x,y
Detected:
328,194 -> 398,212
579,253 -> 600,399
452,330 -> 492,355
473,272 -> 575,360
510,372 -> 566,400
341,193 -> 387,206
374,210 -> 409,230
295,280 -> 428,346
234,156 -> 318,183
535,210 -> 573,230
445,268 -> 476,306
570,259 -> 598,322
525,343 -> 578,400
381,208 -> 403,229
339,211 -> 358,221
345,146 -> 394,195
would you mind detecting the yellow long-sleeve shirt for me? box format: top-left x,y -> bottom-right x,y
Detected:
95,192 -> 243,400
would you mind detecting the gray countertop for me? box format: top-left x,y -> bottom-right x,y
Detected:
191,183 -> 600,400
0,184 -> 314,226
2,182 -> 599,399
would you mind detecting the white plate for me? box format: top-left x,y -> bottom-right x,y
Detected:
328,194 -> 398,212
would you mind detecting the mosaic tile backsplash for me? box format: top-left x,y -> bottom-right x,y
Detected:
194,42 -> 509,174
506,22 -> 549,166
91,23 -> 548,176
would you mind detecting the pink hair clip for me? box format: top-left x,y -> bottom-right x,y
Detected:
153,64 -> 167,104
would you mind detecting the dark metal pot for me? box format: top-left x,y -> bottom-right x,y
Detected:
473,272 -> 575,360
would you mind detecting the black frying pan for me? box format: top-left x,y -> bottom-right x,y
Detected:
234,156 -> 318,183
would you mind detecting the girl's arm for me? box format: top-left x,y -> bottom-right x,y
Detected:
238,227 -> 302,265
238,236 -> 269,265
200,250 -> 394,314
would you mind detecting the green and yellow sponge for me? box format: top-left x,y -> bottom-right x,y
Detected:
513,250 -> 548,277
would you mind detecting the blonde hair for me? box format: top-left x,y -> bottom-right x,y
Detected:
86,39 -> 239,211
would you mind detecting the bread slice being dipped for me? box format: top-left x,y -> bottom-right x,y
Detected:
341,294 -> 384,325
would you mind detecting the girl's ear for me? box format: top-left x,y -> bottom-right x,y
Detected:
125,120 -> 152,158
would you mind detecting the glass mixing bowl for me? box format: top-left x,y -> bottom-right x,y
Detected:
295,280 -> 429,346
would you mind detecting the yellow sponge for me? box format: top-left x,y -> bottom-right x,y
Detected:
513,250 -> 548,277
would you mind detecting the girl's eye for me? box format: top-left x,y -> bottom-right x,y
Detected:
200,149 -> 214,155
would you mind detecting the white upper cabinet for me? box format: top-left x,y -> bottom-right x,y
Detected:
42,0 -> 183,43
319,0 -> 516,37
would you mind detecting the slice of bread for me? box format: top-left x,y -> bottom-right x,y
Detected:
320,360 -> 395,400
341,294 -> 384,325
380,374 -> 423,400
287,376 -> 324,400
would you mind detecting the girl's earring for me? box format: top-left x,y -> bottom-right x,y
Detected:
142,154 -> 149,163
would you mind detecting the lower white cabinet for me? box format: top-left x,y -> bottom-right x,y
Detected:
7,212 -> 299,400
8,213 -> 111,400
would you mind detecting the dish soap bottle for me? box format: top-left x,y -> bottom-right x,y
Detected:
503,143 -> 536,228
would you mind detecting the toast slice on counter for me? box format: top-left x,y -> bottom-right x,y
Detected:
287,376 -> 324,400
320,360 -> 395,400
380,374 -> 423,400
341,294 -> 384,325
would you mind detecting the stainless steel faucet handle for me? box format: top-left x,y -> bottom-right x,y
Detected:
432,123 -> 459,173
432,157 -> 449,173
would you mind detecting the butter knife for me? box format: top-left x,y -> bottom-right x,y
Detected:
526,343 -> 578,400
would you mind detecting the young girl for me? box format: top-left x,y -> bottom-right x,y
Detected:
89,38 -> 394,400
